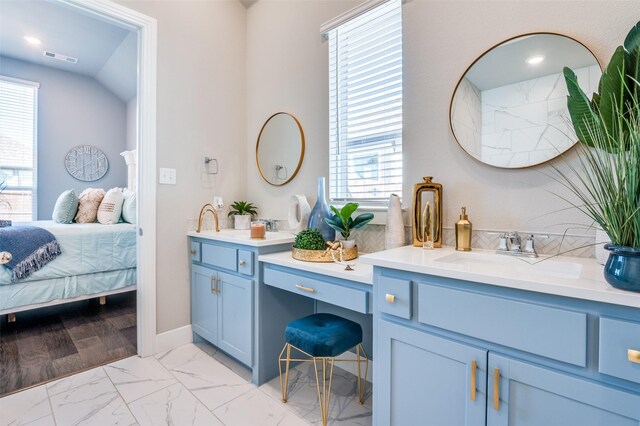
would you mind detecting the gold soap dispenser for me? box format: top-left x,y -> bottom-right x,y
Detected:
455,207 -> 472,251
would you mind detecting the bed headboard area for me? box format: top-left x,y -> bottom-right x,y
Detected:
120,150 -> 137,192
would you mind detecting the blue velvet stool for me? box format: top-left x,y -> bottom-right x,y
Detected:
278,313 -> 368,425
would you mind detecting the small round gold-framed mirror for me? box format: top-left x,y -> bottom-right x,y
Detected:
256,112 -> 305,186
449,32 -> 602,169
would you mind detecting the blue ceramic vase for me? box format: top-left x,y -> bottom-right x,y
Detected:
307,177 -> 334,242
603,244 -> 640,292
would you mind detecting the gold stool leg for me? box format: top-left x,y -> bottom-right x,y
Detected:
278,343 -> 292,403
313,357 -> 335,426
356,344 -> 369,404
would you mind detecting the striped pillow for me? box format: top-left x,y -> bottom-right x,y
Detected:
97,188 -> 125,224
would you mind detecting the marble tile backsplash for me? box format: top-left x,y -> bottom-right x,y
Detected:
350,224 -> 596,258
194,218 -> 596,258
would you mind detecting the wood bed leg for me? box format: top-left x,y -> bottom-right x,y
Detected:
99,296 -> 106,305
7,313 -> 16,323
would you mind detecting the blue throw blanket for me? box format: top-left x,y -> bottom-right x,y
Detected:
0,225 -> 62,282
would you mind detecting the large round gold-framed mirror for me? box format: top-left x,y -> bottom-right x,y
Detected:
449,33 -> 602,169
256,112 -> 305,186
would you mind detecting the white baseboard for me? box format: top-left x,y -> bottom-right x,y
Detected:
333,351 -> 373,384
155,324 -> 193,354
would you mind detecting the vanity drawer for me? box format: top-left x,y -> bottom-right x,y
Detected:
417,283 -> 587,366
377,276 -> 412,320
201,243 -> 237,272
238,250 -> 254,276
599,317 -> 640,384
190,241 -> 201,263
263,267 -> 369,314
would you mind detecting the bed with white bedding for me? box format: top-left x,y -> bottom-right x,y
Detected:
0,221 -> 136,314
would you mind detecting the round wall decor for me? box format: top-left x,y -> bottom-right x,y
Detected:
64,145 -> 109,182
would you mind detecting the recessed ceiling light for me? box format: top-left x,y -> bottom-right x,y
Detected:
526,55 -> 545,65
24,36 -> 42,45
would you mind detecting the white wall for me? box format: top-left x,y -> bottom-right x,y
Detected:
126,96 -> 137,151
0,56 -> 127,219
115,0 -> 247,334
246,0 -> 638,238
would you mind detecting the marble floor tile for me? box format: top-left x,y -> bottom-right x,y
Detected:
261,364 -> 372,426
49,377 -> 136,426
167,350 -> 255,411
0,385 -> 54,426
104,356 -> 177,403
46,366 -> 107,397
155,343 -> 207,371
213,388 -> 309,426
194,342 -> 253,382
128,382 -> 223,426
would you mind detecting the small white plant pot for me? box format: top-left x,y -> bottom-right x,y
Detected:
341,239 -> 356,249
234,214 -> 252,230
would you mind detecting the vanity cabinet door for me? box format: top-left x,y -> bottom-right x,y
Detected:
217,272 -> 253,366
487,353 -> 640,426
191,264 -> 219,345
377,319 -> 487,426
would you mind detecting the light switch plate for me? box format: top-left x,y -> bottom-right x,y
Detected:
159,168 -> 176,185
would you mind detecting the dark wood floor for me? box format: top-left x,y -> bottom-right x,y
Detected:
0,291 -> 137,396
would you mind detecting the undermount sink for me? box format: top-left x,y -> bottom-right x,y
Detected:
435,251 -> 583,280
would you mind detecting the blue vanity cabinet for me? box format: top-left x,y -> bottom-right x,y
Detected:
191,264 -> 218,345
189,236 -> 292,370
488,353 -> 640,426
378,319 -> 487,425
217,271 -> 253,365
373,270 -> 640,425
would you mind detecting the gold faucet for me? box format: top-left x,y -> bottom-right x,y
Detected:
196,203 -> 220,233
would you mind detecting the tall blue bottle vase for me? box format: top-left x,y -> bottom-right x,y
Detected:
307,177 -> 335,242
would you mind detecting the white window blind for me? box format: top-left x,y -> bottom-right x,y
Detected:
0,77 -> 38,222
328,0 -> 402,204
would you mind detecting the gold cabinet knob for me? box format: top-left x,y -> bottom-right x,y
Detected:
191,249 -> 197,255
385,293 -> 395,303
295,284 -> 315,293
629,349 -> 640,364
239,260 -> 246,266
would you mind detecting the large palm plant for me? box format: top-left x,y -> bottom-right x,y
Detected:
557,22 -> 640,249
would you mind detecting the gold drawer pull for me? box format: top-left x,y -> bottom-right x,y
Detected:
470,360 -> 477,401
629,349 -> 640,364
191,249 -> 197,255
215,275 -> 221,295
385,293 -> 395,303
493,368 -> 500,411
210,276 -> 215,294
295,284 -> 315,293
239,260 -> 246,266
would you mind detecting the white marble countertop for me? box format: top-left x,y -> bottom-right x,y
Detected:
360,245 -> 640,308
188,229 -> 295,247
259,251 -> 374,285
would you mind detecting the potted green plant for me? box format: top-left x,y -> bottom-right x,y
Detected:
558,21 -> 640,291
324,202 -> 374,249
228,201 -> 257,230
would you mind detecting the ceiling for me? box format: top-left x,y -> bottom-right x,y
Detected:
465,34 -> 600,91
0,0 -> 137,101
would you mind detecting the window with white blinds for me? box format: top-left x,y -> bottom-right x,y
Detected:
328,0 -> 402,204
0,77 -> 38,222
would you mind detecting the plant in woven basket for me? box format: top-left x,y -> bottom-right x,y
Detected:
294,228 -> 326,250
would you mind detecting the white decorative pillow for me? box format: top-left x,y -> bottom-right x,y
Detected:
97,188 -> 125,225
75,188 -> 105,223
121,189 -> 137,224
